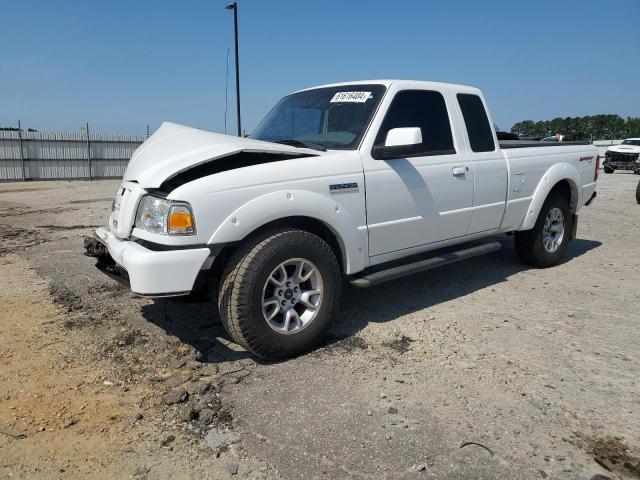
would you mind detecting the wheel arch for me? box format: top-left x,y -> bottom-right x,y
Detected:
207,190 -> 367,275
239,215 -> 347,273
520,163 -> 582,231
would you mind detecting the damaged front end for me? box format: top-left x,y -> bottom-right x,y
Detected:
123,121 -> 318,190
83,122 -> 321,296
83,235 -> 130,287
84,226 -> 211,296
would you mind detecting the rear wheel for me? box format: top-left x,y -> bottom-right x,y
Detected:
218,228 -> 341,359
515,192 -> 573,268
604,165 -> 615,174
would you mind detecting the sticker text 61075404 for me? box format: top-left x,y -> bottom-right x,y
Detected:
330,91 -> 372,103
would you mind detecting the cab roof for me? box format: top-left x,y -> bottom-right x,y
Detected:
294,79 -> 482,96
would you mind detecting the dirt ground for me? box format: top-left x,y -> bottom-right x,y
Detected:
0,173 -> 639,480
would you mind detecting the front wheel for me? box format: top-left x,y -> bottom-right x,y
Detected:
218,228 -> 342,359
603,166 -> 615,174
514,192 -> 573,268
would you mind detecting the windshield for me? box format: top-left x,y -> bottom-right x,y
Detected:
251,84 -> 386,150
621,139 -> 640,146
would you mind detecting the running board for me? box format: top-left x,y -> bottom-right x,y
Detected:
349,242 -> 502,288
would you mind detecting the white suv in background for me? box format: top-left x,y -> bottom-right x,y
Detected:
603,138 -> 640,174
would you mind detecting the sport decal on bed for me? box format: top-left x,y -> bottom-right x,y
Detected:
330,91 -> 372,103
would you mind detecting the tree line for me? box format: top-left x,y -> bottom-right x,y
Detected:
510,115 -> 640,141
0,127 -> 38,132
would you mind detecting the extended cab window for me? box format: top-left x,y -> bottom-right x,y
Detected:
457,93 -> 495,152
374,90 -> 455,157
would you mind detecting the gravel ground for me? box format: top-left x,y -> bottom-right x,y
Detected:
0,173 -> 639,480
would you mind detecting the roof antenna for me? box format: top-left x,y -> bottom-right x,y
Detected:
224,47 -> 230,135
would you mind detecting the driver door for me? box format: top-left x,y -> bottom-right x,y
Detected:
362,88 -> 475,257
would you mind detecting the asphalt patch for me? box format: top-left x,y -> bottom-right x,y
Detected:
581,435 -> 640,478
383,334 -> 415,353
322,334 -> 368,353
49,283 -> 84,313
0,225 -> 47,255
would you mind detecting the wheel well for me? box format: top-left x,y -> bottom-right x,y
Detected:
253,216 -> 346,271
549,179 -> 577,213
207,216 -> 346,290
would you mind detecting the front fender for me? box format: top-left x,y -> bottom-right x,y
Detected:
520,162 -> 582,231
208,190 -> 367,274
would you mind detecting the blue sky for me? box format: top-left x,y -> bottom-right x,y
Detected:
1,0 -> 639,135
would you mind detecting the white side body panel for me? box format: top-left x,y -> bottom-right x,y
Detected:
359,82 -> 475,259
449,85 -> 507,235
499,146 -> 597,232
169,151 -> 369,274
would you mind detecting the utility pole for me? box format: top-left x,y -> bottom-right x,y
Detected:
81,123 -> 92,180
224,47 -> 230,135
17,120 -> 25,181
226,2 -> 242,137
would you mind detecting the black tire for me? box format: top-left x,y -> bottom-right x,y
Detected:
514,192 -> 573,268
636,179 -> 640,204
603,166 -> 615,174
218,228 -> 341,359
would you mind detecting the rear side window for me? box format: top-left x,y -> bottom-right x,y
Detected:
457,93 -> 495,152
374,90 -> 455,156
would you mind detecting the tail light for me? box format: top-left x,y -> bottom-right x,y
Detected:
594,155 -> 600,181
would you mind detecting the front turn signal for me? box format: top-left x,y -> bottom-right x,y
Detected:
168,204 -> 195,235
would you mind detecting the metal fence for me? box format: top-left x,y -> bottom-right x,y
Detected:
0,130 -> 627,182
0,130 -> 145,181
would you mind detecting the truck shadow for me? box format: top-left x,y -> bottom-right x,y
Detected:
141,298 -> 253,363
140,237 -> 601,363
332,237 -> 601,341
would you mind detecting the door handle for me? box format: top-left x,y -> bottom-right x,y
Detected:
452,166 -> 467,176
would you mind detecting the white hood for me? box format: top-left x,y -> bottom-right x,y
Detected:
124,122 -> 318,188
608,144 -> 640,154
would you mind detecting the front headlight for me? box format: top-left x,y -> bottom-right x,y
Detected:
135,195 -> 196,235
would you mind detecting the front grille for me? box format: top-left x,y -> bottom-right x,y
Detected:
606,151 -> 639,163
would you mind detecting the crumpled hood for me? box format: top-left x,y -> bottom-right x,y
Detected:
124,122 -> 318,188
608,144 -> 640,154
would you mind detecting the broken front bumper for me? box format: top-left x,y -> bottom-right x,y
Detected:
84,227 -> 211,297
604,152 -> 639,171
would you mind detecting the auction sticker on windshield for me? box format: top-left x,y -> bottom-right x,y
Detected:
330,91 -> 371,103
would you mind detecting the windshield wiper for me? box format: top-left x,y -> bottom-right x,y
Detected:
273,139 -> 327,152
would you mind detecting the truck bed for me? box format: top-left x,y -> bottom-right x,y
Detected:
499,140 -> 591,149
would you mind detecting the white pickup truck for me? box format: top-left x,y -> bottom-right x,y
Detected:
85,80 -> 598,358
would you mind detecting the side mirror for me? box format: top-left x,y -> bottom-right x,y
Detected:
385,127 -> 422,147
372,127 -> 422,160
